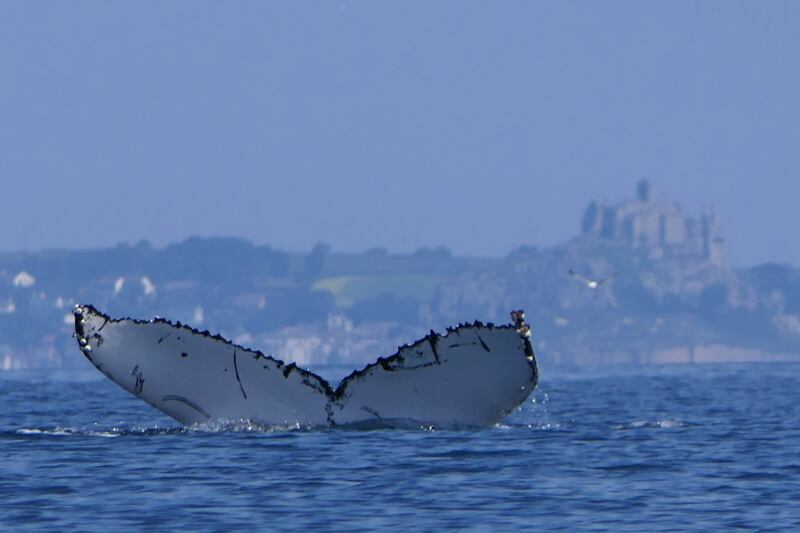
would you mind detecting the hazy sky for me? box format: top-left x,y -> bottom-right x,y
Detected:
1,2 -> 798,266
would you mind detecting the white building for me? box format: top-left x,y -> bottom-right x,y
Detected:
12,271 -> 36,288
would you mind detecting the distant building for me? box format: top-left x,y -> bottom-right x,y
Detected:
140,276 -> 157,296
0,298 -> 15,314
581,180 -> 725,266
12,271 -> 36,288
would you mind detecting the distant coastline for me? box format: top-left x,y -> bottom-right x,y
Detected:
1,182 -> 798,370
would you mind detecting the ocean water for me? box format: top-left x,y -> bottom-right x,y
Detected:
2,363 -> 799,531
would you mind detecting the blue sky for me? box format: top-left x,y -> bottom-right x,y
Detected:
1,2 -> 797,266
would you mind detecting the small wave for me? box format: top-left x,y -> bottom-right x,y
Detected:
618,419 -> 688,430
12,425 -> 187,438
186,420 -> 316,433
597,462 -> 679,473
495,422 -> 563,431
12,419 -> 562,436
10,419 -> 326,437
16,427 -> 122,438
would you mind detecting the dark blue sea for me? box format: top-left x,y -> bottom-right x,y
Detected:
2,362 -> 799,531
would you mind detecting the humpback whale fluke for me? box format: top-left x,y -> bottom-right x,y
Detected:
72,305 -> 538,429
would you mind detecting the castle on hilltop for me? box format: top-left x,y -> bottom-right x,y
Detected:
581,180 -> 725,266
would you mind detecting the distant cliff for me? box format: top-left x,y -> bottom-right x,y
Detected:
1,184 -> 799,369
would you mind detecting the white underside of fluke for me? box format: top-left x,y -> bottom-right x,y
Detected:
73,306 -> 538,429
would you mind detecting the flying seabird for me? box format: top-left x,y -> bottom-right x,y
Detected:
568,270 -> 619,289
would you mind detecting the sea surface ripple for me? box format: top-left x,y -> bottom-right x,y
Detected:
2,363 -> 799,531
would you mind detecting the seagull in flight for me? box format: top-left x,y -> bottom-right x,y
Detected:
568,270 -> 619,290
